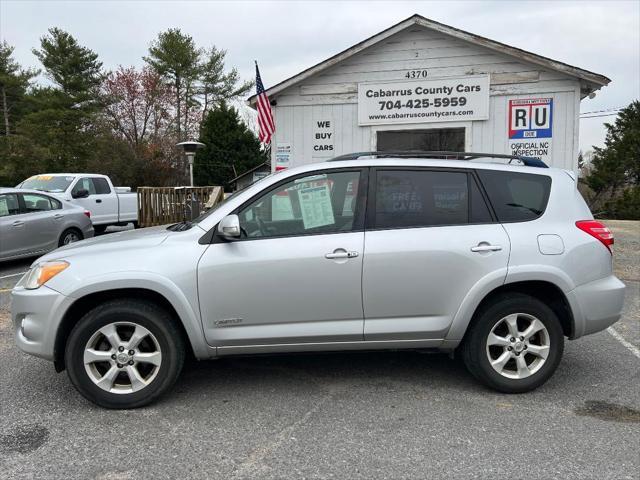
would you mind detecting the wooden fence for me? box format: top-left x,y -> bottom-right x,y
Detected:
137,186 -> 224,227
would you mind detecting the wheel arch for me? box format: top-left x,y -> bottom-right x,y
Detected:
447,280 -> 575,346
53,287 -> 208,372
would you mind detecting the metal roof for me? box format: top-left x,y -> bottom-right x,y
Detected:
227,161 -> 271,185
248,14 -> 610,106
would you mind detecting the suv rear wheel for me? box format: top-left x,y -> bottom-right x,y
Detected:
65,299 -> 185,408
461,293 -> 564,393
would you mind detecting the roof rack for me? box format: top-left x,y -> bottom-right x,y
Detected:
328,151 -> 549,168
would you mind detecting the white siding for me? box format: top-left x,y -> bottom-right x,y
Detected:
271,26 -> 582,172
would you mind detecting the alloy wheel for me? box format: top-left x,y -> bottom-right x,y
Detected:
63,232 -> 80,244
485,313 -> 550,380
83,322 -> 162,394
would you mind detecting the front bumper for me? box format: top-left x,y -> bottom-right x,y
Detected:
567,274 -> 626,339
12,285 -> 70,361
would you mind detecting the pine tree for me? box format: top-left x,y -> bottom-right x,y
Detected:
0,41 -> 38,135
144,29 -> 201,142
586,100 -> 640,218
18,29 -> 104,172
194,102 -> 268,187
32,28 -> 103,107
199,46 -> 253,122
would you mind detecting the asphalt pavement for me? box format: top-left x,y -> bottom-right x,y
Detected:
0,224 -> 639,479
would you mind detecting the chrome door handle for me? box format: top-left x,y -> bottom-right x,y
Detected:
471,244 -> 502,252
12,221 -> 24,227
53,214 -> 64,219
325,250 -> 359,259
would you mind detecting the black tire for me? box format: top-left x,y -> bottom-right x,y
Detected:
461,293 -> 564,393
58,228 -> 83,247
93,225 -> 108,234
65,299 -> 185,409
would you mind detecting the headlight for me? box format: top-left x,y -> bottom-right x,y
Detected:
23,261 -> 70,290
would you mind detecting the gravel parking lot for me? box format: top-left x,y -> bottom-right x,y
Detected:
0,222 -> 638,479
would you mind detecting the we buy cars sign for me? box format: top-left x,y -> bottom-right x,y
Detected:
508,98 -> 553,163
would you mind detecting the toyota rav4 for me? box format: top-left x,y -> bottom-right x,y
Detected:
12,152 -> 625,408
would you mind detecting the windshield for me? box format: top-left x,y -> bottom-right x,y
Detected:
18,175 -> 75,193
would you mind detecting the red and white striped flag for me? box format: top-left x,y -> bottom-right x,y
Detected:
255,62 -> 275,144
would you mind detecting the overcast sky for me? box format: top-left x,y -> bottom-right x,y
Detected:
1,0 -> 638,153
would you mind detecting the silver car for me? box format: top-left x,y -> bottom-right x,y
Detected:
11,153 -> 625,408
1,188 -> 94,262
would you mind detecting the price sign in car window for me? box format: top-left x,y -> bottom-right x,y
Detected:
297,184 -> 335,229
271,194 -> 295,220
0,197 -> 9,216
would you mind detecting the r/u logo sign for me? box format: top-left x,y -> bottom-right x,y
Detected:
508,98 -> 553,139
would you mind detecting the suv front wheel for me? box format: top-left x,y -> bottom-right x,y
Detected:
461,293 -> 564,393
65,299 -> 185,408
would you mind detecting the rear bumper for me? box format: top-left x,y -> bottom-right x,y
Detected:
567,275 -> 626,338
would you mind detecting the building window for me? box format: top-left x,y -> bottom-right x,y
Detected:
376,128 -> 465,152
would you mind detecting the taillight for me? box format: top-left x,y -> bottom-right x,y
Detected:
575,220 -> 613,253
84,210 -> 91,218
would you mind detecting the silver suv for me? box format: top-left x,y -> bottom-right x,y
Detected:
12,152 -> 626,408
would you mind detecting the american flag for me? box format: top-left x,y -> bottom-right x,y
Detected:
255,62 -> 275,144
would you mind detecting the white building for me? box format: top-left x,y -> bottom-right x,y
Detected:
249,14 -> 609,174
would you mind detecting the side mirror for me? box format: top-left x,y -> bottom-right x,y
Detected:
217,214 -> 241,239
72,189 -> 89,199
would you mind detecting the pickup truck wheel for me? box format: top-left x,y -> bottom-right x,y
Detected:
65,299 -> 185,409
93,225 -> 107,234
59,228 -> 83,247
461,293 -> 564,393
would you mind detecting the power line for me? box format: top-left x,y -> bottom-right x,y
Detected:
579,107 -> 622,120
579,113 -> 621,119
580,107 -> 623,115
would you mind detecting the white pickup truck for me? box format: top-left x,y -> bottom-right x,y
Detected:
17,173 -> 138,232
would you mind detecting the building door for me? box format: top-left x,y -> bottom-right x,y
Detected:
377,128 -> 465,151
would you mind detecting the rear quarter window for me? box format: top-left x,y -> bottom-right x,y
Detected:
477,170 -> 551,222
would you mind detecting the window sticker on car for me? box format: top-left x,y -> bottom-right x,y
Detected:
433,184 -> 467,212
0,197 -> 9,216
297,184 -> 335,229
36,175 -> 53,180
272,194 -> 295,220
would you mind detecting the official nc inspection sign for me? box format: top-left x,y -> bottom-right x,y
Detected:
358,75 -> 489,126
508,98 -> 553,139
508,98 -> 554,163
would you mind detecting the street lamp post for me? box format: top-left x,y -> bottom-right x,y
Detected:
176,140 -> 205,187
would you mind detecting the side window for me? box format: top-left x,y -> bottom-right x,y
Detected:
72,178 -> 96,196
238,170 -> 362,238
374,170 -> 470,229
51,198 -> 62,210
477,170 -> 552,222
0,194 -> 20,217
92,177 -> 111,194
22,193 -> 53,212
